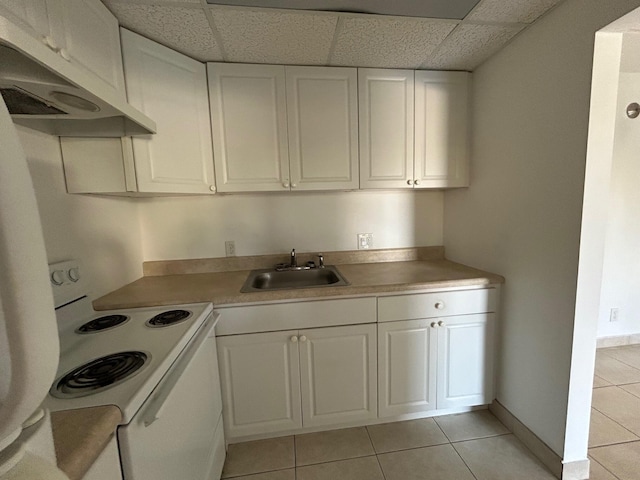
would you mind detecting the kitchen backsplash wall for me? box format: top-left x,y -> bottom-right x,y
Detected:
18,126 -> 144,298
138,190 -> 444,260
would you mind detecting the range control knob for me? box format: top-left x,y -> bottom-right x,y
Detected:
51,270 -> 65,286
68,267 -> 80,282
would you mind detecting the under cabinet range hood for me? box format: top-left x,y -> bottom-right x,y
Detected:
0,17 -> 155,137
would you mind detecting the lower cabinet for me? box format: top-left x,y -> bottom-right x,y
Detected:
217,324 -> 377,439
378,313 -> 494,418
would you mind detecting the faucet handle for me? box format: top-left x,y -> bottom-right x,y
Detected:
317,253 -> 324,268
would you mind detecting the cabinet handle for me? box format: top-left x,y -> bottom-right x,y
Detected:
209,185 -> 216,193
406,179 -> 413,186
299,335 -> 307,342
290,336 -> 298,343
438,321 -> 445,327
42,35 -> 57,50
435,302 -> 445,310
430,322 -> 437,328
59,48 -> 71,61
414,180 -> 420,186
291,183 -> 297,188
283,182 -> 290,188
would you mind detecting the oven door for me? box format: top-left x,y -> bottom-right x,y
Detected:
117,312 -> 225,480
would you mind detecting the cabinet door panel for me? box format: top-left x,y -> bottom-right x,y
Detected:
0,0 -> 51,38
415,71 -> 470,188
122,29 -> 215,194
208,63 -> 290,192
378,319 -> 437,417
437,314 -> 494,409
217,331 -> 302,438
359,69 -> 414,189
49,0 -> 125,95
286,66 -> 359,190
299,324 -> 377,427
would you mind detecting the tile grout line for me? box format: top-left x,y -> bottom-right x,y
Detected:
449,441 -> 479,480
589,455 -> 622,480
364,425 -> 388,480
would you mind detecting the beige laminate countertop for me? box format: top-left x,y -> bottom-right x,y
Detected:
51,406 -> 121,480
94,259 -> 505,310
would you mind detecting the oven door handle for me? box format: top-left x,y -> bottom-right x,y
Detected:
141,312 -> 218,427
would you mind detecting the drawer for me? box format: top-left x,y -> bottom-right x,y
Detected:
216,297 -> 377,335
378,288 -> 497,322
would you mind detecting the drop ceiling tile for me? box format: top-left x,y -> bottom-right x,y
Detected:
466,0 -> 562,24
211,8 -> 337,64
422,23 -> 524,71
330,17 -> 457,69
104,3 -> 223,61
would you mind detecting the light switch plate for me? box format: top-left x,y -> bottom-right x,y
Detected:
357,233 -> 373,250
225,240 -> 236,257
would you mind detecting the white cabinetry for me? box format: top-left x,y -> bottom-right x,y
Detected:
286,66 -> 359,191
61,30 -> 216,195
358,68 -> 415,189
378,289 -> 496,417
217,323 -> 377,440
0,0 -> 125,96
208,63 -> 289,192
414,71 -> 470,188
208,64 -> 359,192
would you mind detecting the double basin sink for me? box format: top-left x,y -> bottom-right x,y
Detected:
241,265 -> 349,293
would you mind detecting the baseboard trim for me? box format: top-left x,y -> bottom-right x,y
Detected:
489,401 -> 590,480
597,333 -> 640,348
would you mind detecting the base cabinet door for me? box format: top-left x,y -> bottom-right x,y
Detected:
378,319 -> 437,418
217,331 -> 302,438
299,324 -> 377,427
437,314 -> 495,409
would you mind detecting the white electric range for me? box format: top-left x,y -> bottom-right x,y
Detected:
45,260 -> 226,480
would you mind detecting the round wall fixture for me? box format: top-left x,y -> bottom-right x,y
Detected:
626,102 -> 640,119
50,91 -> 100,112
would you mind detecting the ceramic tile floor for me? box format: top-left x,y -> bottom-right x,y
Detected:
221,409 -> 557,479
590,344 -> 640,480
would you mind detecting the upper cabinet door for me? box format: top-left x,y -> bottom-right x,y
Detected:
208,63 -> 290,193
121,29 -> 215,194
286,66 -> 359,191
0,0 -> 52,40
415,71 -> 470,188
47,0 -> 126,96
359,69 -> 414,189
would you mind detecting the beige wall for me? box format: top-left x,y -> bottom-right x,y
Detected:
18,126 -> 144,298
444,0 -> 640,458
138,190 -> 444,260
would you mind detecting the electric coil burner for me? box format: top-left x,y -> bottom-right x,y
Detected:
146,309 -> 192,327
76,314 -> 129,333
52,351 -> 148,399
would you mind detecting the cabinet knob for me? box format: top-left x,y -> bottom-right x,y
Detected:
414,180 -> 420,186
209,185 -> 216,192
283,182 -> 290,188
435,302 -> 445,310
291,183 -> 297,188
438,321 -> 445,327
290,336 -> 298,343
299,335 -> 307,342
407,179 -> 413,186
42,35 -> 56,50
59,48 -> 71,61
430,322 -> 437,328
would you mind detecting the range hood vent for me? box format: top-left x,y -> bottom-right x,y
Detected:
0,17 -> 155,137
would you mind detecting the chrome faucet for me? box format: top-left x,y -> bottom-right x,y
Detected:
290,248 -> 297,268
317,253 -> 325,268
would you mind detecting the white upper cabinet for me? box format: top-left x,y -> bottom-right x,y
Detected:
47,0 -> 126,96
208,63 -> 290,193
359,68 -> 414,189
285,66 -> 359,191
415,71 -> 470,188
121,29 -> 215,194
0,0 -> 126,97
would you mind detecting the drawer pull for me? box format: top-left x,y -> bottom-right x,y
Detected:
438,321 -> 445,327
435,302 -> 445,310
430,322 -> 437,328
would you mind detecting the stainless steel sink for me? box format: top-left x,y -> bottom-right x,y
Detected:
241,266 -> 350,292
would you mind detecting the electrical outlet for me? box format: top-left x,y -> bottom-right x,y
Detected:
610,308 -> 619,322
357,233 -> 373,250
225,240 -> 236,257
